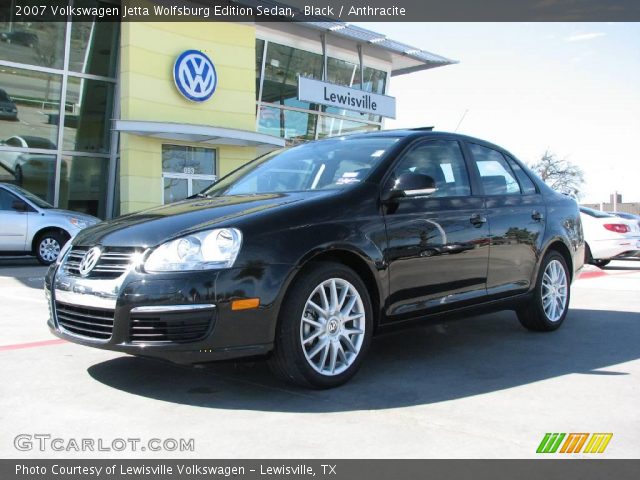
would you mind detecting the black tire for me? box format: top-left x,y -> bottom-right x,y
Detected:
593,259 -> 610,268
34,231 -> 67,265
268,262 -> 373,389
517,251 -> 570,332
584,243 -> 593,264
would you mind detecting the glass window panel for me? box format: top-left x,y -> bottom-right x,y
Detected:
505,155 -> 538,195
163,177 -> 188,204
0,151 -> 58,204
161,145 -> 216,175
469,143 -> 521,195
58,155 -> 109,218
0,3 -> 65,69
316,116 -> 379,139
192,178 -> 215,194
63,77 -> 114,153
257,105 -> 316,142
262,42 -> 322,109
391,140 -> 471,198
69,7 -> 119,78
0,67 -> 61,147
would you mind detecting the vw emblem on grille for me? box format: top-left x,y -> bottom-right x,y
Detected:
78,247 -> 101,277
173,50 -> 217,102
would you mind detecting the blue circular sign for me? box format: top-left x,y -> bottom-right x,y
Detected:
173,50 -> 217,102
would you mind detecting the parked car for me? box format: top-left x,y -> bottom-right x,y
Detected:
580,206 -> 640,267
0,136 -> 57,172
0,31 -> 38,48
0,88 -> 18,121
0,183 -> 100,265
46,130 -> 584,388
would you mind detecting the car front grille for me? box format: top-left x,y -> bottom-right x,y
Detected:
55,301 -> 114,340
63,247 -> 138,279
129,312 -> 214,344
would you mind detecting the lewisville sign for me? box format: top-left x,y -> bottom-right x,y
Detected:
297,76 -> 396,119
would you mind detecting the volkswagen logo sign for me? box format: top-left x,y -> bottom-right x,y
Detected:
173,50 -> 217,102
78,247 -> 102,277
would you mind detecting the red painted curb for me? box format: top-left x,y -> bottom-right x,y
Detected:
0,339 -> 67,352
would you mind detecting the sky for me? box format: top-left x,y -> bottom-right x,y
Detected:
358,22 -> 640,203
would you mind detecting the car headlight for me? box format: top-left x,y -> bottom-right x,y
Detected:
144,228 -> 242,272
68,217 -> 91,229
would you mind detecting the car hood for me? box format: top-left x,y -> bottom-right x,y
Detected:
44,209 -> 100,223
73,192 -> 327,247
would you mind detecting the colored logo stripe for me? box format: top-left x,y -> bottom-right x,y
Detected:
537,433 -> 565,453
537,433 -> 613,453
583,433 -> 613,453
560,433 -> 589,453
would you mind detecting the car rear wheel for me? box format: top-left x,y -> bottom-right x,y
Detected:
517,251 -> 570,332
35,231 -> 67,265
268,262 -> 373,388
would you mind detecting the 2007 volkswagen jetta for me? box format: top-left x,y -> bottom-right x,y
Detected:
46,130 -> 584,388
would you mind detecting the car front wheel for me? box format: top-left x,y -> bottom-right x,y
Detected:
517,251 -> 570,331
269,262 -> 373,388
35,231 -> 67,265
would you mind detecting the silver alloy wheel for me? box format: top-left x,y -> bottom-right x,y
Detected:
39,237 -> 61,263
541,259 -> 568,322
300,278 -> 366,376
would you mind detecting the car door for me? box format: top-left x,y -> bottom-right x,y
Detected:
382,138 -> 490,319
466,142 -> 546,297
0,187 -> 29,251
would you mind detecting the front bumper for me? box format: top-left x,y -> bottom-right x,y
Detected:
45,261 -> 294,364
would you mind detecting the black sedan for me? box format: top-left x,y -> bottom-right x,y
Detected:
45,130 -> 584,388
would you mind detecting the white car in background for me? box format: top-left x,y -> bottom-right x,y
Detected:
0,183 -> 100,265
580,206 -> 640,267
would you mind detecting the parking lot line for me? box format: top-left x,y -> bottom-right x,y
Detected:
0,339 -> 67,352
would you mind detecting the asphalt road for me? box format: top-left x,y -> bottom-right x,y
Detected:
1,257 -> 639,458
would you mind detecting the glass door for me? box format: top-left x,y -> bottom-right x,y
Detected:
161,145 -> 217,204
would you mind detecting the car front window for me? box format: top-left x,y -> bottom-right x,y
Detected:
203,137 -> 399,196
1,184 -> 52,209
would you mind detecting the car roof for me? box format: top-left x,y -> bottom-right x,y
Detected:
344,129 -> 515,155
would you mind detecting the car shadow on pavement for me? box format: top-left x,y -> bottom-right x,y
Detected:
87,308 -> 640,412
0,258 -> 48,290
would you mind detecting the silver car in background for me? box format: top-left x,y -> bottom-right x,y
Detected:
0,183 -> 100,264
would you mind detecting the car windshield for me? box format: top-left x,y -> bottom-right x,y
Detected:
580,207 -> 614,218
203,137 -> 400,196
1,184 -> 52,209
0,90 -> 9,102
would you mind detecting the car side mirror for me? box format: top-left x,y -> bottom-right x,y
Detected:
11,199 -> 29,212
384,172 -> 437,201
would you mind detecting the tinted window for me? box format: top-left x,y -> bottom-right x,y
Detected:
392,140 -> 471,197
470,144 -> 521,195
0,188 -> 19,210
505,155 -> 537,194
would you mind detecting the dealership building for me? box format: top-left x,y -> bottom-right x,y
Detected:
0,1 -> 454,218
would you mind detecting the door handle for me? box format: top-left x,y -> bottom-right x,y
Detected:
470,213 -> 487,226
532,210 -> 544,221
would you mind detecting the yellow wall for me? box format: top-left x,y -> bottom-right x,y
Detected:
119,21 -> 257,213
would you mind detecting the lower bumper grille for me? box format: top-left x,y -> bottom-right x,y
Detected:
55,301 -> 114,340
129,311 -> 213,343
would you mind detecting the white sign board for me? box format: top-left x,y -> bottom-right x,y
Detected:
298,76 -> 396,119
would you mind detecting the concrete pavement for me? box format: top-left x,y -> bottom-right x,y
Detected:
1,258 -> 639,458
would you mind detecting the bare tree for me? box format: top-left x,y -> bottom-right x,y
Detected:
530,150 -> 585,198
